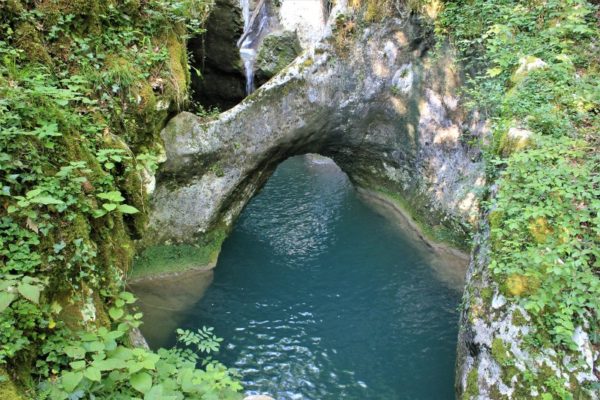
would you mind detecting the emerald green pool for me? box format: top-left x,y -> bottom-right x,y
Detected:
136,155 -> 467,399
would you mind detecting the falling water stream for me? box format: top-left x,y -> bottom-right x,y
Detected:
238,0 -> 269,94
133,156 -> 467,400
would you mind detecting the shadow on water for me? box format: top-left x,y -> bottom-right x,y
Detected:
133,155 -> 468,400
130,269 -> 214,346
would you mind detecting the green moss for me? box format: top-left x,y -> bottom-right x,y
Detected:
131,226 -> 228,280
165,32 -> 189,106
491,338 -> 511,366
480,287 -> 493,305
462,366 -> 480,400
301,57 -> 314,69
488,385 -> 507,400
0,368 -> 24,400
4,0 -> 24,14
512,309 -> 528,326
495,128 -> 534,157
256,31 -> 302,79
371,186 -> 471,252
13,22 -> 52,66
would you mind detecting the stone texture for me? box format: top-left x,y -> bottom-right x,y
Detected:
278,0 -> 328,47
148,15 -> 485,248
146,5 -> 600,398
255,30 -> 302,85
456,224 -> 599,399
189,0 -> 246,110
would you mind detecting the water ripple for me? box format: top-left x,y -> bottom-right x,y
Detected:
142,156 -> 463,400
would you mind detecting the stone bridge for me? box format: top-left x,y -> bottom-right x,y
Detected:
146,17 -> 484,248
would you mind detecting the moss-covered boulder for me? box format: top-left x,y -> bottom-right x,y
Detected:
255,31 -> 302,84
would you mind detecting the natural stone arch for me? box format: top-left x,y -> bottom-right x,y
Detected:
144,17 -> 485,252
136,9 -> 600,400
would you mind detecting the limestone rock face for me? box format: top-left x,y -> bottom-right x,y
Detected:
278,0 -> 328,47
456,226 -> 599,399
149,13 -> 484,248
255,30 -> 302,85
145,5 -> 599,398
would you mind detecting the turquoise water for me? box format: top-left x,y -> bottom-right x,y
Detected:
138,156 -> 465,400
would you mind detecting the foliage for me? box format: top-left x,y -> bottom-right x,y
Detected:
0,1 -> 240,398
437,0 -> 599,395
36,293 -> 241,400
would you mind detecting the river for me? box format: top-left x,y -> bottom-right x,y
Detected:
133,155 -> 466,400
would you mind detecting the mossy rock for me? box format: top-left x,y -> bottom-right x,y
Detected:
528,216 -> 553,244
502,274 -> 540,297
164,32 -> 190,105
462,365 -> 480,399
131,225 -> 228,280
491,338 -> 511,366
256,31 -> 302,82
0,368 -> 24,400
496,127 -> 534,157
13,22 -> 52,66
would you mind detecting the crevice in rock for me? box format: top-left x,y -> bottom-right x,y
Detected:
188,0 -> 246,111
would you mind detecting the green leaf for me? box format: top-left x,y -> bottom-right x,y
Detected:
130,371 -> 153,394
17,282 -> 41,304
93,358 -> 127,371
102,203 -> 117,211
128,361 -> 145,374
0,292 -> 16,312
69,361 -> 86,370
97,191 -> 125,203
88,340 -> 105,352
109,307 -> 124,320
84,366 -> 101,382
61,371 -> 83,393
144,385 -> 164,400
117,204 -> 139,214
29,196 -> 64,205
119,291 -> 136,304
142,353 -> 160,370
110,347 -> 132,360
26,189 -> 42,198
93,209 -> 108,218
64,345 -> 86,359
487,67 -> 503,77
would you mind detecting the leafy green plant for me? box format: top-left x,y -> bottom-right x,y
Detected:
437,0 -> 599,395
0,1 -> 234,398
93,191 -> 140,218
37,292 -> 242,400
0,275 -> 46,313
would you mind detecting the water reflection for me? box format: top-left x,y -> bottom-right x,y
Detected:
134,155 -> 466,400
130,269 -> 213,347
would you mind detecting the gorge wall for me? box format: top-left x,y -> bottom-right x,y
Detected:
140,1 -> 599,398
147,14 -> 484,251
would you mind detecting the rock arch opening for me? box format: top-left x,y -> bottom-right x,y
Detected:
133,153 -> 467,398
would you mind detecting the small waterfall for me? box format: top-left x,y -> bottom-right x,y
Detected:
238,0 -> 269,95
240,47 -> 256,94
241,0 -> 250,30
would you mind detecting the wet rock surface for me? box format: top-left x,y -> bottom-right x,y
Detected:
144,4 -> 599,398
189,0 -> 245,110
150,15 -> 484,248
